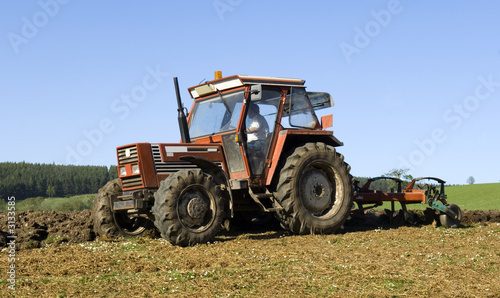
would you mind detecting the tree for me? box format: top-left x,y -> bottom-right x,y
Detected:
46,185 -> 56,197
109,165 -> 118,180
382,168 -> 413,192
384,168 -> 413,181
0,162 -> 116,199
467,176 -> 475,185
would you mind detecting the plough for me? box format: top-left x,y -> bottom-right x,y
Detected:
352,177 -> 462,228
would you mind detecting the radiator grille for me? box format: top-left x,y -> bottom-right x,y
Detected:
117,145 -> 138,165
121,176 -> 143,188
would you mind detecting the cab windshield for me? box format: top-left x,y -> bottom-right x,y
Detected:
188,90 -> 245,139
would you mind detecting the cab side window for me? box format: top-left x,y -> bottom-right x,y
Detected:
282,87 -> 319,129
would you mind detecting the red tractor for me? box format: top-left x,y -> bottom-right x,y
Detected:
92,72 -> 353,246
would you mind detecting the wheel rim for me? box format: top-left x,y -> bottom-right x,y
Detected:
114,213 -> 147,236
177,185 -> 216,232
299,163 -> 343,219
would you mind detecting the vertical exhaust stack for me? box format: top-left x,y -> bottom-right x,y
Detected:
173,77 -> 191,143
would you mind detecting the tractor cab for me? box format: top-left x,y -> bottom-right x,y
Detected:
186,74 -> 334,183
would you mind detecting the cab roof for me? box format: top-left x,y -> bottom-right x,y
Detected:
188,75 -> 306,99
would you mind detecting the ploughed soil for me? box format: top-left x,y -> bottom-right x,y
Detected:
1,209 -> 499,297
1,209 -> 499,250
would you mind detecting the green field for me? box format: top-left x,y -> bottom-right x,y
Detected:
0,194 -> 96,211
445,183 -> 500,210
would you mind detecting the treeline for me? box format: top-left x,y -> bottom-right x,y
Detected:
354,177 -> 442,192
0,162 -> 118,200
354,177 -> 411,193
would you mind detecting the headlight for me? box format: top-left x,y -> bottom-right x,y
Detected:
132,164 -> 140,174
119,166 -> 127,176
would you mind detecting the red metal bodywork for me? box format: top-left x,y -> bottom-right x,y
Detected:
354,177 -> 427,208
117,143 -> 227,191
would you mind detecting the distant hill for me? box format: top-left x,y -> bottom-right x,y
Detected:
0,162 -> 118,200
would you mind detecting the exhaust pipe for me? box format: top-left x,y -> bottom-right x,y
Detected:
173,77 -> 191,143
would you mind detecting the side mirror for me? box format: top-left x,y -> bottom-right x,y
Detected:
307,92 -> 334,110
250,84 -> 262,101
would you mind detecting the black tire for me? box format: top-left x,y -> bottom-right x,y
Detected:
92,179 -> 153,238
275,142 -> 353,234
439,203 -> 462,228
152,170 -> 228,247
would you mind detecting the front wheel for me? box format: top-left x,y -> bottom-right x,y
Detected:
152,170 -> 228,247
275,142 -> 353,235
92,179 -> 153,238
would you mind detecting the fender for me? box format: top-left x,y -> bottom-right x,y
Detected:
266,129 -> 344,186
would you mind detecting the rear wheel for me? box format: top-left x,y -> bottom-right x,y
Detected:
92,179 -> 153,238
275,142 -> 353,234
439,203 -> 462,228
152,170 -> 228,246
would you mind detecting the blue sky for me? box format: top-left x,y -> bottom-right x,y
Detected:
1,0 -> 499,185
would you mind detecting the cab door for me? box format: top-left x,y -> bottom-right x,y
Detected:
242,86 -> 282,177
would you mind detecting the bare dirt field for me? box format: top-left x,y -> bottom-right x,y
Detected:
1,209 -> 499,297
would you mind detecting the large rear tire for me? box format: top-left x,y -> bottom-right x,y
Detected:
275,142 -> 353,234
152,170 -> 228,247
92,179 -> 153,238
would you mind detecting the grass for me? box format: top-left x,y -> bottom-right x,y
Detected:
39,194 -> 95,211
0,194 -> 96,212
445,183 -> 500,210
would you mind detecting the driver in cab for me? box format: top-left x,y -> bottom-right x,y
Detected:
246,103 -> 268,153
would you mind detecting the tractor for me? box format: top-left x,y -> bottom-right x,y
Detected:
92,72 -> 354,246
